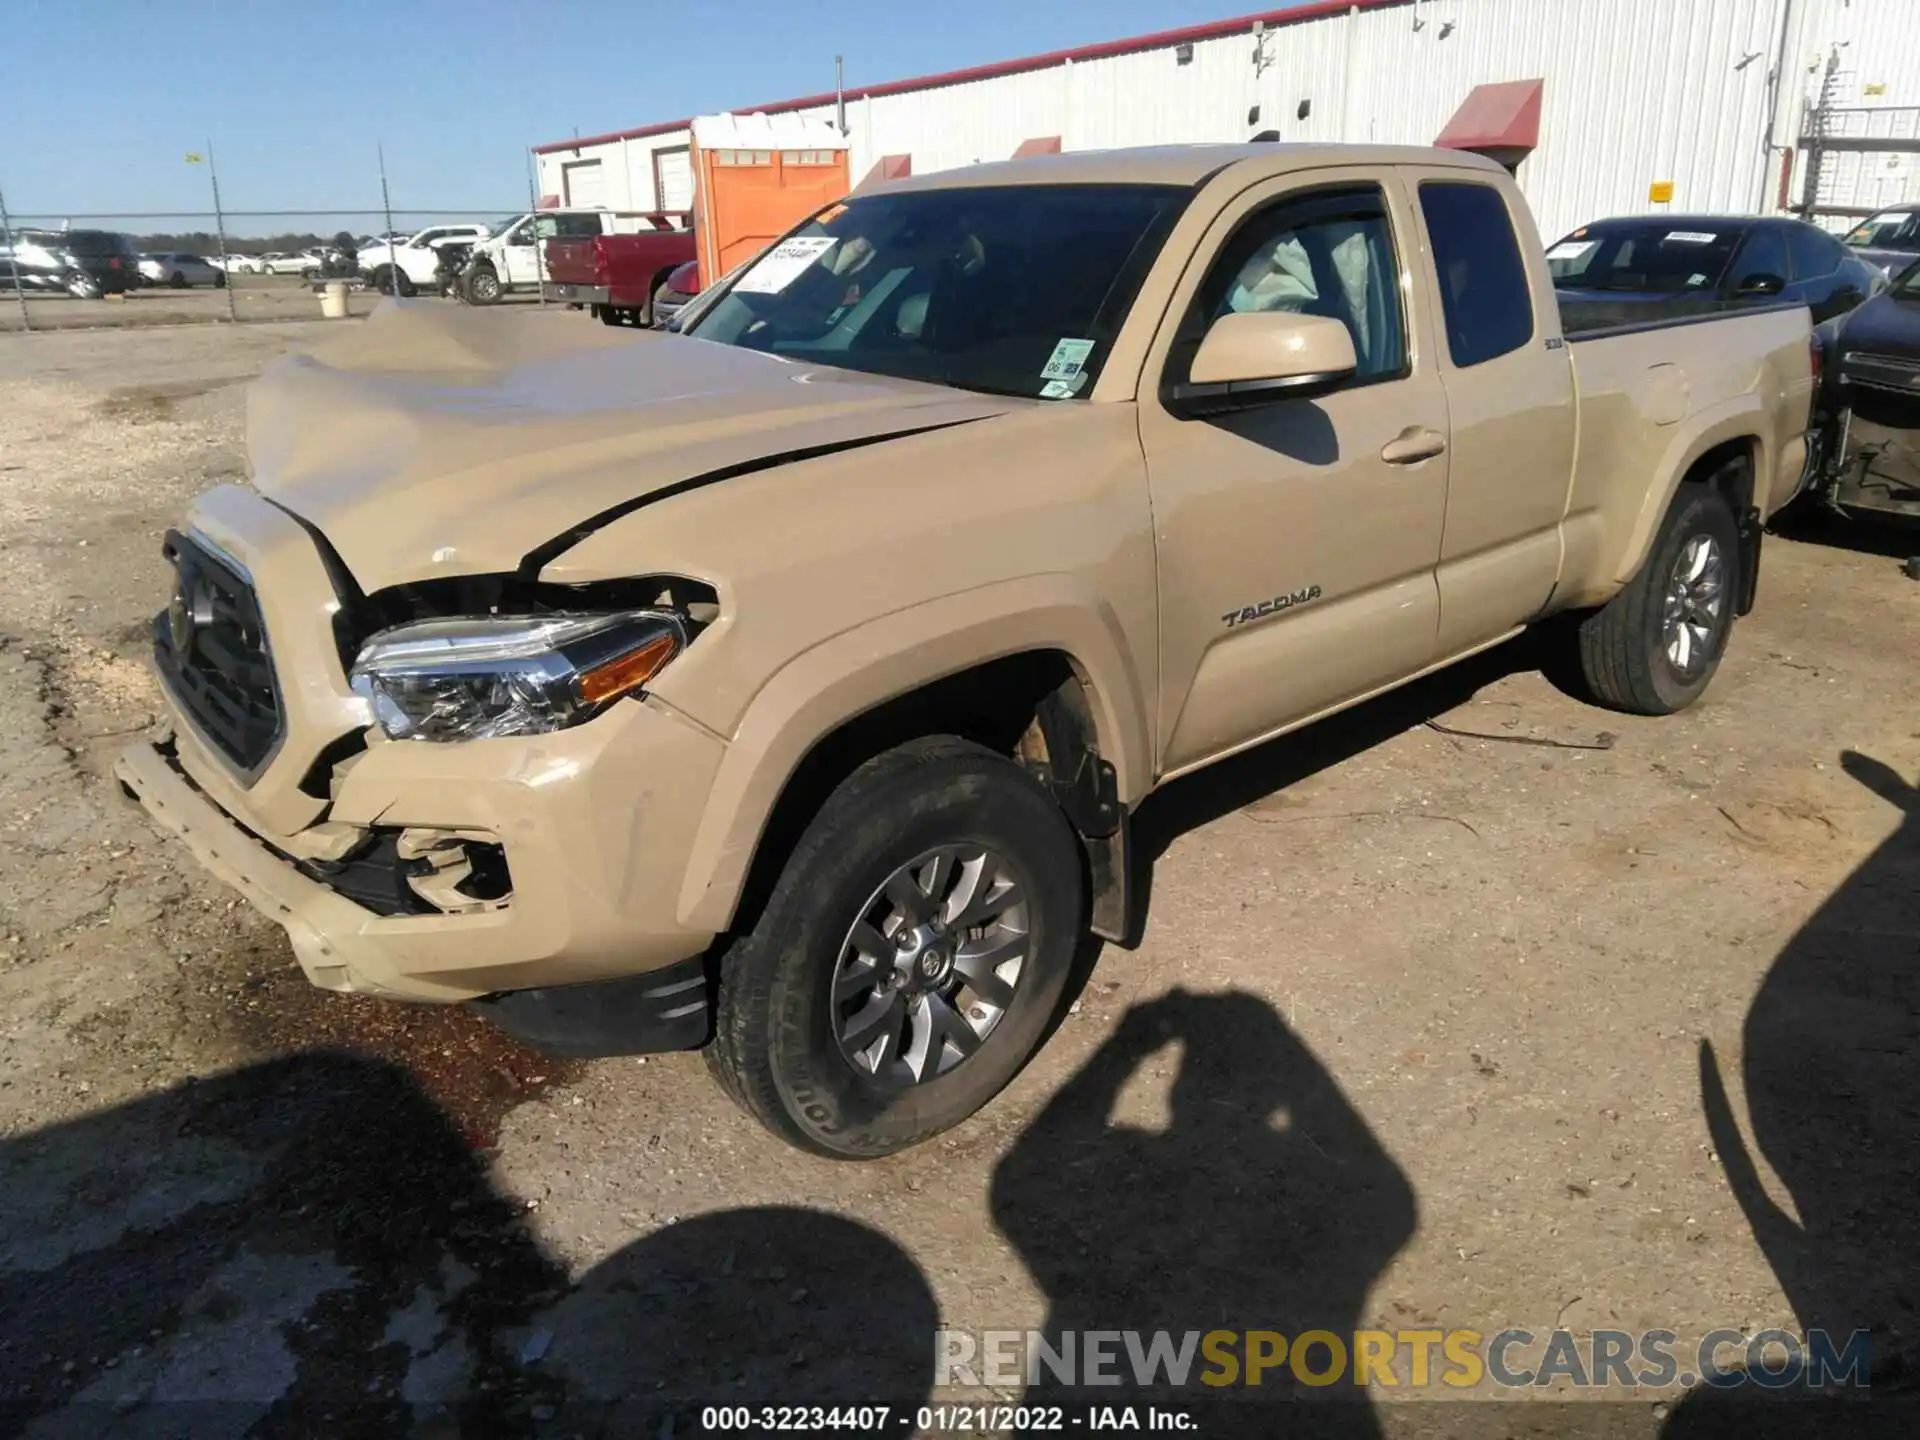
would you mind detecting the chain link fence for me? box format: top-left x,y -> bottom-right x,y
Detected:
1,203 -> 534,333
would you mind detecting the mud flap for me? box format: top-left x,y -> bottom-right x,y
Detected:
1736,506 -> 1762,616
471,953 -> 712,1056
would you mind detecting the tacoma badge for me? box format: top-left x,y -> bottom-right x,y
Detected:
1222,584 -> 1323,629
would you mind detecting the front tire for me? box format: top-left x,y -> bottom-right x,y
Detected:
706,737 -> 1085,1159
463,267 -> 501,305
1573,477 -> 1741,715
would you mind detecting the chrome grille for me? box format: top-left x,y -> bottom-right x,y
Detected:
152,529 -> 282,772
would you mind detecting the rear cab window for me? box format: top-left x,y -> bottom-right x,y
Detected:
1418,181 -> 1534,366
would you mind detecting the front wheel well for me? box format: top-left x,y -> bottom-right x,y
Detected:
726,651 -> 1117,941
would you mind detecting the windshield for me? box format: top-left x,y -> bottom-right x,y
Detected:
1546,223 -> 1742,293
487,216 -> 523,239
683,183 -> 1188,399
1843,210 -> 1915,249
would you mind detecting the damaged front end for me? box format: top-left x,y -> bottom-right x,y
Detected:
119,487 -> 729,1010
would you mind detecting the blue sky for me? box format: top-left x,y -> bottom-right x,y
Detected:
1,1 -> 1304,222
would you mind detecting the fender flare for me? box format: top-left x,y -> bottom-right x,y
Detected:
673,575 -> 1152,933
1610,397 -> 1771,589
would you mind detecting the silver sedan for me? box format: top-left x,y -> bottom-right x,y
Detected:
138,253 -> 225,288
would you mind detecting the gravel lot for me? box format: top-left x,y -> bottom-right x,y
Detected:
0,319 -> 1916,1438
0,275 -> 547,331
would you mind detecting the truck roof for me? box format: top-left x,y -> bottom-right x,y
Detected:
873,142 -> 1506,192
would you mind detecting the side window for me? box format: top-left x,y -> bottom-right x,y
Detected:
1787,224 -> 1838,280
1418,181 -> 1534,366
1169,185 -> 1408,387
554,213 -> 604,239
1732,226 -> 1790,286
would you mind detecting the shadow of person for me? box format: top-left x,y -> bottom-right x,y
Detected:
0,1049 -> 568,1440
1666,750 -> 1920,1436
538,1205 -> 939,1436
989,989 -> 1414,1435
0,1053 -> 940,1440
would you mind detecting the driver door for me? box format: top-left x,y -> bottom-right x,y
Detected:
1138,169 -> 1450,776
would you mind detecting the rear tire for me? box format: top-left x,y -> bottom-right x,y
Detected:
168,271 -> 187,288
1573,476 -> 1741,715
369,266 -> 415,298
705,736 -> 1085,1159
213,272 -> 227,289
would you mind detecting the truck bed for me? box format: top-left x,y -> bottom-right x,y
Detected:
1553,300 -> 1816,606
544,221 -> 694,319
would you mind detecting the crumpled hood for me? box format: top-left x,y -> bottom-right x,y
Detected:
248,302 -> 1013,593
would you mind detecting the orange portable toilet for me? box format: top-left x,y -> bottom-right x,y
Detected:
689,112 -> 852,290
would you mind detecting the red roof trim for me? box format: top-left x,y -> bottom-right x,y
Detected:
535,0 -> 1406,154
1434,79 -> 1544,153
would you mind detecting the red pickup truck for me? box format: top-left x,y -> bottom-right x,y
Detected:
542,212 -> 695,328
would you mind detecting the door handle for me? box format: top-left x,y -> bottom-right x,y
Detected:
1380,426 -> 1447,465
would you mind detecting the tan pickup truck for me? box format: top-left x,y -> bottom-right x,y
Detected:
118,144 -> 1815,1157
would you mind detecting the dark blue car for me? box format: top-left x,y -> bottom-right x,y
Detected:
1548,214 -> 1883,331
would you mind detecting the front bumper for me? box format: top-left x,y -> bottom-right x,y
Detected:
116,486 -> 729,1009
118,694 -> 727,1005
1833,416 -> 1920,524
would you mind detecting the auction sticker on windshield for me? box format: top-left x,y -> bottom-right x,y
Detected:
735,236 -> 838,294
1547,241 -> 1596,261
1664,232 -> 1719,244
1041,338 -> 1097,384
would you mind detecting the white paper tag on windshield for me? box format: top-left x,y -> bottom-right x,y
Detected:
1547,240 -> 1596,261
1039,379 -> 1078,399
734,236 -> 838,294
1688,273 -> 1709,287
1665,231 -> 1718,244
1040,338 -> 1096,383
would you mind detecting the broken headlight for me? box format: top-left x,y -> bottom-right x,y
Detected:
349,611 -> 685,742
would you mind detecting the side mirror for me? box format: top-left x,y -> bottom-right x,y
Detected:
1735,271 -> 1786,296
1167,311 -> 1358,416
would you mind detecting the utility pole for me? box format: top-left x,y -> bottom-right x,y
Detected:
188,145 -> 238,321
377,145 -> 399,297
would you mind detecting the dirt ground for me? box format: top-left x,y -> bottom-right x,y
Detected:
0,275 -> 547,332
0,320 -> 1916,1439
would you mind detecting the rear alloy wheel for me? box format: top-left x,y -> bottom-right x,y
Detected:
706,736 -> 1084,1158
168,271 -> 187,288
1573,476 -> 1741,715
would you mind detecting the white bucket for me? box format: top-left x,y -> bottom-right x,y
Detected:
319,281 -> 349,319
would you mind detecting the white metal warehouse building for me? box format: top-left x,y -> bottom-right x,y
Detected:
534,0 -> 1920,242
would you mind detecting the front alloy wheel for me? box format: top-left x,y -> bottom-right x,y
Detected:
706,736 -> 1085,1158
831,845 -> 1030,1086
